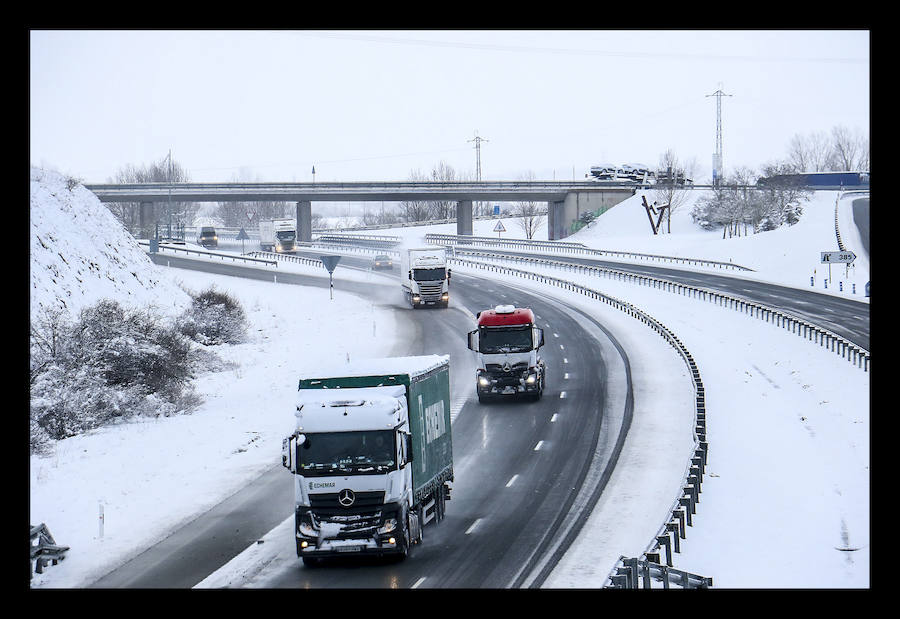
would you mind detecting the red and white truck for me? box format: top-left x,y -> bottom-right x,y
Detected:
466,305 -> 546,402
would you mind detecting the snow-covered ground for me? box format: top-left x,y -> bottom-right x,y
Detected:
29,168 -> 869,588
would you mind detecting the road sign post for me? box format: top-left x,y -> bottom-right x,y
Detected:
493,220 -> 506,238
821,251 -> 855,284
236,227 -> 249,254
320,255 -> 341,300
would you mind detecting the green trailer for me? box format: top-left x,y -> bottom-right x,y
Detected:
284,355 -> 453,563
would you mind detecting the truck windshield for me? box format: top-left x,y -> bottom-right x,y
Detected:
413,267 -> 445,281
298,430 -> 395,476
276,231 -> 295,241
479,324 -> 533,353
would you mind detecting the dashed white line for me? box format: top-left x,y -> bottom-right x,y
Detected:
534,440 -> 544,451
560,391 -> 567,399
564,373 -> 569,380
559,344 -> 565,350
563,358 -> 568,364
506,474 -> 519,487
550,413 -> 559,422
465,519 -> 482,535
412,577 -> 427,589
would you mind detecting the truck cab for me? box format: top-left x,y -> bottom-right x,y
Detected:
197,226 -> 218,248
282,356 -> 453,565
467,305 -> 546,402
401,248 -> 450,308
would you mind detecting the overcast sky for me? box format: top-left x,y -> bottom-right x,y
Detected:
30,29 -> 869,184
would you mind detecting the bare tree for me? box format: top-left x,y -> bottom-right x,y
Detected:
786,130 -> 836,172
429,160 -> 458,220
652,149 -> 695,233
216,170 -> 292,227
830,125 -> 869,171
107,155 -> 195,236
512,171 -> 544,239
400,168 -> 431,222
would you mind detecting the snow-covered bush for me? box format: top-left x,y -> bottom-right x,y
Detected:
177,286 -> 247,346
29,300 -> 201,452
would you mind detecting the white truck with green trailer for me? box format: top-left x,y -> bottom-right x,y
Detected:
282,355 -> 453,565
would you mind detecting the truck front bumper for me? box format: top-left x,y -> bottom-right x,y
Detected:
295,504 -> 406,558
477,370 -> 542,396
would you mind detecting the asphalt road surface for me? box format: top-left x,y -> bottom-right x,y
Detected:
90,255 -> 632,588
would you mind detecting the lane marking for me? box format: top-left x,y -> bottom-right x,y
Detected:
411,577 -> 427,589
506,475 -> 519,488
534,440 -> 544,451
559,344 -> 565,350
550,413 -> 558,422
564,373 -> 569,380
553,333 -> 559,338
465,519 -> 482,535
563,358 -> 568,364
560,391 -> 567,399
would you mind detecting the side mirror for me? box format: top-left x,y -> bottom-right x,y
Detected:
282,435 -> 295,473
282,433 -> 304,473
447,269 -> 452,280
467,330 -> 478,352
406,433 -> 414,463
534,327 -> 544,349
408,270 -> 412,280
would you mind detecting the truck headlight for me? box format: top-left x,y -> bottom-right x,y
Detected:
525,373 -> 537,384
378,518 -> 397,534
478,376 -> 490,386
298,521 -> 317,537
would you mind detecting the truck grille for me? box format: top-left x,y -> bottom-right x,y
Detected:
308,491 -> 386,539
417,282 -> 444,300
309,491 -> 385,511
485,362 -> 529,386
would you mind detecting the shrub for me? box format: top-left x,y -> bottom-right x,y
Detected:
177,286 -> 247,346
29,301 -> 201,452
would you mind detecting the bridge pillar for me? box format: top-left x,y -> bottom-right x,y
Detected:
548,200 -> 567,240
456,200 -> 473,235
550,190 -> 635,240
139,201 -> 155,240
296,200 -> 311,243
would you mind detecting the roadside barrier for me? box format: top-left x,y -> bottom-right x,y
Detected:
448,257 -> 713,586
427,233 -> 754,272
139,240 -> 278,267
454,251 -> 869,372
30,523 -> 69,578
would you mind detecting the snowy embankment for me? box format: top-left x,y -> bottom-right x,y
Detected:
30,168 -> 869,588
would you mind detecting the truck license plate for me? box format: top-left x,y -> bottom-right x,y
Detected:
336,545 -> 363,553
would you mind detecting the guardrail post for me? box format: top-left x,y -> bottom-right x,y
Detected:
657,534 -> 672,567
666,521 -> 681,553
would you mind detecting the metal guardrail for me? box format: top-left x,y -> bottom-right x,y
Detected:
455,251 -> 869,372
447,257 -> 712,586
608,557 -> 712,589
30,523 -> 69,578
138,240 -> 278,267
426,233 -> 754,272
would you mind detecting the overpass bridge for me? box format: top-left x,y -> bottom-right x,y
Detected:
84,181 -> 637,241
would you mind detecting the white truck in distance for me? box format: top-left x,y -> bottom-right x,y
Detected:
282,355 -> 453,566
259,218 -> 297,253
401,248 -> 451,308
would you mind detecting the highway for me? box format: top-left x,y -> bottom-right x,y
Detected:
90,254 -> 632,588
